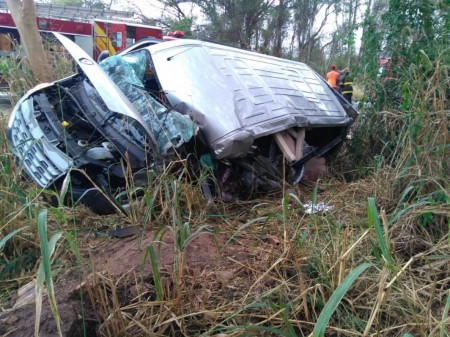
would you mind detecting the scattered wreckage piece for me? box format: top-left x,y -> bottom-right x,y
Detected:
302,201 -> 334,214
6,33 -> 358,214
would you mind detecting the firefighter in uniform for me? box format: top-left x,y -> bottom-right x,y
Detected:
341,73 -> 353,103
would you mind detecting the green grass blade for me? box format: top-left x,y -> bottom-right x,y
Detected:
367,197 -> 394,269
48,232 -> 64,255
0,226 -> 27,251
58,170 -> 71,207
312,262 -> 373,337
182,225 -> 212,249
144,245 -> 164,301
282,305 -> 296,337
37,209 -> 63,337
35,264 -> 44,337
38,209 -> 51,281
206,302 -> 274,335
65,232 -> 83,263
388,199 -> 434,226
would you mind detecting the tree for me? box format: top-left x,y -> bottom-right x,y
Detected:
6,0 -> 54,83
190,0 -> 274,49
263,0 -> 290,57
341,0 -> 360,68
358,0 -> 449,110
291,0 -> 334,64
135,0 -> 196,37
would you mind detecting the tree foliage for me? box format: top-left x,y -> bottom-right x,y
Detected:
360,0 -> 449,109
148,0 -> 363,70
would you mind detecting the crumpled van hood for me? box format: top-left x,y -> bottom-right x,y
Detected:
54,33 -> 154,140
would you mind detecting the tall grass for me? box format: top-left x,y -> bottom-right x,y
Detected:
0,44 -> 88,336
0,37 -> 75,105
367,197 -> 394,269
0,35 -> 76,288
312,262 -> 373,337
0,108 -> 40,287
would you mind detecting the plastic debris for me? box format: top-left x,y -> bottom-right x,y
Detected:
302,201 -> 334,214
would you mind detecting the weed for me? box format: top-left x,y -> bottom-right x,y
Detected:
367,197 -> 394,269
36,209 -> 63,337
313,262 -> 373,337
142,245 -> 164,301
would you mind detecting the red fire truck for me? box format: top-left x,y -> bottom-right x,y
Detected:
0,3 -> 163,60
92,20 -> 163,58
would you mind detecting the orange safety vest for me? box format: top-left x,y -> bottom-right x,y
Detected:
326,70 -> 340,88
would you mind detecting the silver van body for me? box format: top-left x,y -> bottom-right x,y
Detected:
148,40 -> 352,158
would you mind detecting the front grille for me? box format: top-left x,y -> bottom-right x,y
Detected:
9,97 -> 73,187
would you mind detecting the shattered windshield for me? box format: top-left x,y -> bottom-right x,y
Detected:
96,50 -> 197,155
83,81 -> 152,151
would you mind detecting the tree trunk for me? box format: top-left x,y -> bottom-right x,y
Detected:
357,0 -> 373,64
6,0 -> 54,83
347,0 -> 359,69
272,0 -> 285,57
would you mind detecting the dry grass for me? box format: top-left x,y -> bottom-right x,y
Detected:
1,121 -> 448,337
65,177 -> 448,337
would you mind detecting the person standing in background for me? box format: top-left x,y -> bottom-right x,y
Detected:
340,71 -> 353,103
326,65 -> 341,92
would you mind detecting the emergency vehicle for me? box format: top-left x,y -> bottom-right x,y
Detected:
0,1 -> 163,59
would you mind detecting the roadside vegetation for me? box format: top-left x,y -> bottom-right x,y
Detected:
0,1 -> 449,336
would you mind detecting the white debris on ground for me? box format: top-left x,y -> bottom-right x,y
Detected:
302,201 -> 334,214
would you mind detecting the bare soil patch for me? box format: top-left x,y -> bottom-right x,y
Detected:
1,213 -> 288,336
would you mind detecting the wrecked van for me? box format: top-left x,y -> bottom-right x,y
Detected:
6,33 -> 357,214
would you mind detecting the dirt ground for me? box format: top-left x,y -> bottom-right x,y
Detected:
0,206 -> 288,337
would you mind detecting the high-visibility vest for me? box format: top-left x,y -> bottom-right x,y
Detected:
341,81 -> 353,95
